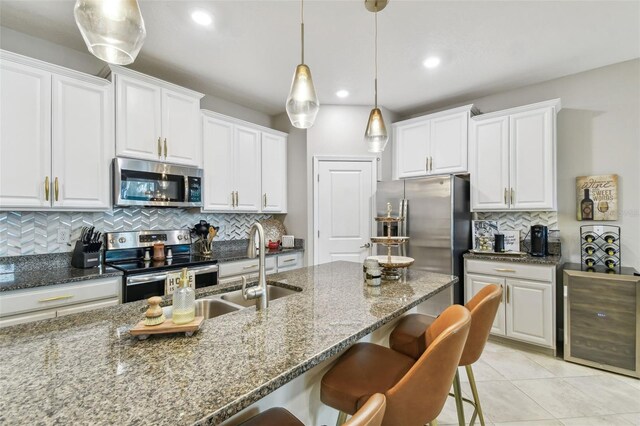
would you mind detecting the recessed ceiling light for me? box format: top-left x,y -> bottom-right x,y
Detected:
191,10 -> 212,26
423,56 -> 441,69
336,90 -> 349,98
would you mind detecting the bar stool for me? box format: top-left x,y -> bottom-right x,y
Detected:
321,305 -> 471,426
238,393 -> 386,426
389,284 -> 503,426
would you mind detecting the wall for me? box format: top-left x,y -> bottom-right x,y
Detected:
0,26 -> 272,127
405,59 -> 640,269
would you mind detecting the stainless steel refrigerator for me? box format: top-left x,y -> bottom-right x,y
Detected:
376,175 -> 471,305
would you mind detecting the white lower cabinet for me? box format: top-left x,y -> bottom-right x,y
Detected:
465,259 -> 556,349
218,253 -> 304,285
0,276 -> 121,328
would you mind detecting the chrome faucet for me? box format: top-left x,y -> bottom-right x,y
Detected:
242,222 -> 268,310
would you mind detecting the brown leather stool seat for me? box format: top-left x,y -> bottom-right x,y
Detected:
389,313 -> 435,360
321,342 -> 414,415
239,407 -> 304,426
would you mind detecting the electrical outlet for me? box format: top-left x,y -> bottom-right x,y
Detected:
57,228 -> 71,244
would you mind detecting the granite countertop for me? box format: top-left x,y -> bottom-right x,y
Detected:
0,261 -> 455,425
463,251 -> 562,266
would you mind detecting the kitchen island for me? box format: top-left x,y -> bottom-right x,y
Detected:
0,261 -> 455,425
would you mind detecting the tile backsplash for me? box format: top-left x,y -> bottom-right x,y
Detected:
0,209 -> 272,257
474,211 -> 559,238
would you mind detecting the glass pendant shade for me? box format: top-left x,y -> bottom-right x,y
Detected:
74,0 -> 146,65
286,64 -> 320,129
364,107 -> 389,153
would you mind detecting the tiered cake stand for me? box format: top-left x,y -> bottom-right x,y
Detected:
368,203 -> 415,280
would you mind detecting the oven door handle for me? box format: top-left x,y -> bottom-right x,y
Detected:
189,264 -> 219,275
127,273 -> 168,286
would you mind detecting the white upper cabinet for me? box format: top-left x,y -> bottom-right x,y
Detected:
111,66 -> 203,167
470,99 -> 560,211
261,132 -> 287,213
0,51 -> 112,211
202,111 -> 286,214
393,105 -> 475,179
52,75 -> 113,209
0,58 -> 51,209
470,116 -> 510,210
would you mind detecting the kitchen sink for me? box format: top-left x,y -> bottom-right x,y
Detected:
164,299 -> 240,320
220,284 -> 300,308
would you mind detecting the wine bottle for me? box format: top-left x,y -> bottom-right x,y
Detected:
583,233 -> 597,243
581,189 -> 594,220
605,258 -> 618,269
584,257 -> 596,267
584,245 -> 597,256
603,233 -> 617,244
604,245 -> 617,256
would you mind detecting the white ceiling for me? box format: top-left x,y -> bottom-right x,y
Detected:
1,1 -> 639,116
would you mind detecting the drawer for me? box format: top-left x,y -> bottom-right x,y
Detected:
56,298 -> 120,317
0,277 -> 121,318
465,259 -> 554,282
0,310 -> 56,328
218,257 -> 277,278
277,252 -> 302,270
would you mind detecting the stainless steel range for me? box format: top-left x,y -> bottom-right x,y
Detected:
105,229 -> 218,303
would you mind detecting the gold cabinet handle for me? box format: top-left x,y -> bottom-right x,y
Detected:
507,285 -> 511,304
164,138 -> 168,158
282,258 -> 296,263
263,193 -> 267,208
494,268 -> 516,273
425,157 -> 429,172
231,192 -> 235,208
54,177 -> 59,202
39,295 -> 73,303
511,188 -> 515,204
157,137 -> 162,157
504,188 -> 508,205
242,264 -> 258,270
44,176 -> 50,201
236,191 -> 239,207
430,156 -> 433,172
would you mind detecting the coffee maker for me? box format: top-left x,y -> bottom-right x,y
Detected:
530,225 -> 549,257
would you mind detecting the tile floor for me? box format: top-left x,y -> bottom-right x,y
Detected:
436,340 -> 640,425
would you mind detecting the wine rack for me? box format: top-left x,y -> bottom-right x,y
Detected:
580,225 -> 621,272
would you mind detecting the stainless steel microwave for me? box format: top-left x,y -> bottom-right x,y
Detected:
113,158 -> 203,208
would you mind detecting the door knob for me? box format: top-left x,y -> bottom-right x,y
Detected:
360,243 -> 371,249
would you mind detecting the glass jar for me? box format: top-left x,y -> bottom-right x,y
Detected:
172,268 -> 195,325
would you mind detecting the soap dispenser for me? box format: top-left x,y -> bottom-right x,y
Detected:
172,268 -> 195,324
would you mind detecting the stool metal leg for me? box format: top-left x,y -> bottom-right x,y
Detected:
466,365 -> 486,426
336,411 -> 348,426
429,419 -> 439,426
452,369 -> 466,426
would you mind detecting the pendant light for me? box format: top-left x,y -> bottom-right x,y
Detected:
286,0 -> 320,129
74,0 -> 146,65
364,0 -> 389,153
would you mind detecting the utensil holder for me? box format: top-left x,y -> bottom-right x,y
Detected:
71,241 -> 102,269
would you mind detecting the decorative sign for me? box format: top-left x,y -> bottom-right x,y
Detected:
472,220 -> 498,252
576,175 -> 618,221
165,270 -> 195,295
502,230 -> 521,252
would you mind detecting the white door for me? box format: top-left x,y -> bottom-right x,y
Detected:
506,279 -> 553,347
466,273 -> 506,336
316,160 -> 374,265
233,125 -> 261,212
51,75 -> 113,210
509,107 -> 555,210
430,111 -> 468,175
470,116 -> 510,210
394,120 -> 429,178
202,116 -> 234,212
161,88 -> 201,166
114,73 -> 162,161
0,60 -> 51,209
261,132 -> 287,213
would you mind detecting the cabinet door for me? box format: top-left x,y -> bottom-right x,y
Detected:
52,75 -> 113,210
261,132 -> 287,213
161,88 -> 201,166
234,125 -> 261,212
470,116 -> 510,210
0,309 -> 56,328
0,61 -> 51,209
466,273 -> 506,336
430,111 -> 468,175
202,116 -> 234,211
506,279 -> 553,347
394,121 -> 429,178
56,298 -> 119,316
114,73 -> 162,161
509,107 -> 555,210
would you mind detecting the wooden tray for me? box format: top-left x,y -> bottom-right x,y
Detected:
469,250 -> 528,257
130,316 -> 204,340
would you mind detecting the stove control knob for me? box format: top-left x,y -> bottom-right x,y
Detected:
118,237 -> 126,244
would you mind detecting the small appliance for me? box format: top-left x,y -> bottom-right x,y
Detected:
530,225 -> 549,257
113,158 -> 203,208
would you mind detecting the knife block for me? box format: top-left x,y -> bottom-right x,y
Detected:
70,241 -> 101,269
